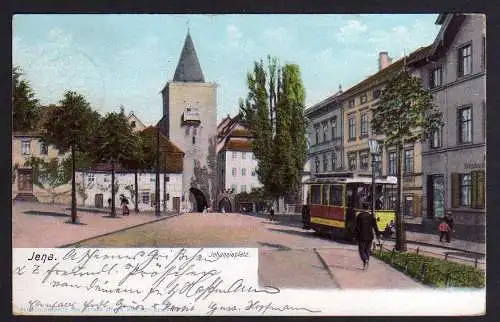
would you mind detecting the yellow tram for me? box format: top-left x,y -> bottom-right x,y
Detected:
302,173 -> 397,239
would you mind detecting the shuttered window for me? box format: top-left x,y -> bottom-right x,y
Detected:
471,170 -> 485,209
451,171 -> 485,209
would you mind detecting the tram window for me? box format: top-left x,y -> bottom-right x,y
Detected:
329,185 -> 343,206
322,185 -> 329,205
310,185 -> 321,204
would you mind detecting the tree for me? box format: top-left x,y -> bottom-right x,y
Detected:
13,67 -> 40,132
371,69 -> 442,252
94,110 -> 139,217
122,130 -> 156,213
240,56 -> 307,211
43,91 -> 101,223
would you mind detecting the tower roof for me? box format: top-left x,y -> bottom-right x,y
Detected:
173,31 -> 205,82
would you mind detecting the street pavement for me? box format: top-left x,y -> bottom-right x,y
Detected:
13,202 -> 476,289
12,201 -> 177,248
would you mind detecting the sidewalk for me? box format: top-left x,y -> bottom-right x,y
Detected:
248,212 -> 485,255
12,202 -> 179,248
314,247 -> 426,289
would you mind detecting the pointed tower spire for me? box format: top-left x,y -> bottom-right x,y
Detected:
173,31 -> 205,82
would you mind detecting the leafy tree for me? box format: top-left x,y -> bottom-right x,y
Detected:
93,110 -> 139,217
43,91 -> 101,223
13,67 -> 40,132
371,69 -> 442,251
123,129 -> 159,212
240,56 -> 307,211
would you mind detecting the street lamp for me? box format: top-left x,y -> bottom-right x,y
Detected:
155,116 -> 166,217
368,139 -> 380,218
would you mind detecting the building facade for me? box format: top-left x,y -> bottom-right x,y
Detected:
12,132 -> 71,204
12,106 -> 71,204
216,114 -> 262,194
305,90 -> 344,175
412,14 -> 486,226
75,171 -> 183,212
160,31 -> 218,211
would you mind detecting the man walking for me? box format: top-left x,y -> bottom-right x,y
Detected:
355,202 -> 380,270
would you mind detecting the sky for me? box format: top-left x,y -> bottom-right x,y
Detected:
13,14 -> 441,125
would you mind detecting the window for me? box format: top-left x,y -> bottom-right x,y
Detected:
373,89 -> 381,99
232,168 -> 237,176
330,118 -> 337,140
431,127 -> 442,148
348,153 -> 357,170
404,149 -> 414,174
241,185 -> 246,193
323,154 -> 328,172
251,168 -> 256,176
315,157 -> 320,173
131,121 -> 136,128
329,185 -> 343,206
231,184 -> 236,193
241,168 -> 246,176
331,152 -> 336,170
360,152 -> 369,170
322,122 -> 328,142
310,185 -> 321,204
142,192 -> 150,204
360,113 -> 369,137
460,174 -> 472,207
242,152 -> 247,159
360,94 -> 367,104
315,125 -> 320,144
40,142 -> 48,155
348,99 -> 355,108
458,106 -> 472,144
192,136 -> 196,144
232,152 -> 237,160
388,151 -> 397,176
429,67 -> 443,89
322,185 -> 329,205
348,117 -> 356,140
458,44 -> 472,77
86,173 -> 95,185
21,140 -> 31,155
250,184 -> 255,191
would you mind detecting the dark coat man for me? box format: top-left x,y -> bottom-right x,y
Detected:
355,204 -> 380,269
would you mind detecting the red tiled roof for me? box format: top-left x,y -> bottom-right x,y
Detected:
222,138 -> 253,152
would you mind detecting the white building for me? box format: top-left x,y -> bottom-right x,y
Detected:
75,170 -> 183,212
216,114 -> 262,194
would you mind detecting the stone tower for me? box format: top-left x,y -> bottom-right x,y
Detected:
160,31 -> 218,211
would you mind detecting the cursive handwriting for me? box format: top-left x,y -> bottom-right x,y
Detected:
15,248 -> 318,315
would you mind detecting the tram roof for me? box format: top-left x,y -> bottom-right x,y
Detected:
304,173 -> 397,185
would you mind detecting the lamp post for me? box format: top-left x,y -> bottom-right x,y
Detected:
368,139 -> 379,218
155,116 -> 166,217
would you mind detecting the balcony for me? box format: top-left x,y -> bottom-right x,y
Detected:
182,108 -> 201,126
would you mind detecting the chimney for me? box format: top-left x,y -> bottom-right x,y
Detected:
378,52 -> 392,70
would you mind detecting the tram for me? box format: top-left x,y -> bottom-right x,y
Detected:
302,172 -> 397,240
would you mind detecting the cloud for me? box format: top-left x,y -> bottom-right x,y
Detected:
13,28 -> 107,110
262,27 -> 292,47
337,20 -> 368,42
366,19 -> 440,57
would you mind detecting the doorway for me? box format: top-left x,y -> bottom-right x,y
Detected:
427,175 -> 444,219
17,169 -> 33,192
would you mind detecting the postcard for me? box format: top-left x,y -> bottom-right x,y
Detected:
12,13 -> 486,316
